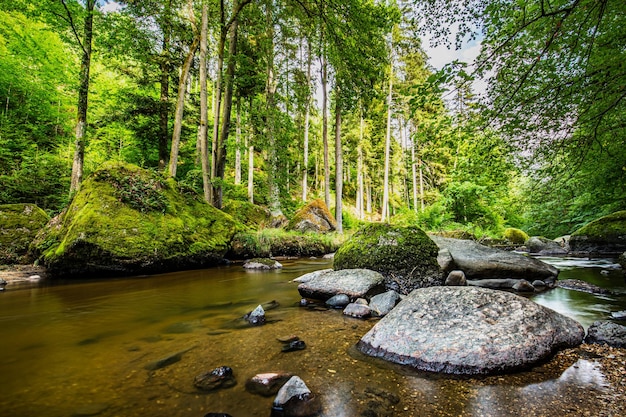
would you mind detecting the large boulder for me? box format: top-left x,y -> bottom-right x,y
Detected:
0,204 -> 49,264
286,199 -> 337,233
31,163 -> 239,277
297,269 -> 384,301
526,236 -> 568,255
357,286 -> 585,375
570,211 -> 626,254
429,236 -> 559,281
334,224 -> 443,294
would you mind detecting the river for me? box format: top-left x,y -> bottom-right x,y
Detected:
0,256 -> 624,417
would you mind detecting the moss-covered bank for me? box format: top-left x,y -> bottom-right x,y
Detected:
32,162 -> 239,277
0,204 -> 49,264
570,211 -> 626,254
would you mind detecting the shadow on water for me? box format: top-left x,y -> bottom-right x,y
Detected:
0,256 -> 624,416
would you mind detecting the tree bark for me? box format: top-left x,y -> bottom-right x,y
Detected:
302,40 -> 312,203
158,0 -> 172,170
357,115 -> 365,220
266,3 -> 282,217
234,96 -> 241,185
198,2 -> 210,202
381,60 -> 393,222
69,0 -> 96,193
334,99 -> 343,233
321,54 -> 330,209
168,2 -> 198,178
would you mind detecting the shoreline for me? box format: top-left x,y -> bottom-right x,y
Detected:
0,264 -> 47,284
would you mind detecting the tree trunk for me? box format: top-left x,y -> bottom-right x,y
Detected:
168,11 -> 198,178
235,96 -> 242,185
266,2 -> 282,217
69,0 -> 95,193
213,17 -> 238,209
334,99 -> 343,234
321,54 -> 330,209
411,133 -> 418,213
158,0 -> 172,170
198,2 -> 210,202
302,39 -> 312,203
381,61 -> 393,221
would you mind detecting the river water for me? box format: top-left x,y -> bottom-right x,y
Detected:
0,256 -> 624,417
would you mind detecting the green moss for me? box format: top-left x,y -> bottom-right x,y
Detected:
32,162 -> 240,277
0,204 -> 49,264
572,211 -> 626,238
229,229 -> 345,259
221,200 -> 271,229
503,227 -> 529,244
333,223 -> 442,293
287,199 -> 337,232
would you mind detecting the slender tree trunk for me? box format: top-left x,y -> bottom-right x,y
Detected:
366,180 -> 372,213
235,96 -> 242,185
247,142 -> 254,203
321,54 -> 330,209
266,2 -> 282,217
198,2 -> 210,202
210,41 -> 224,201
357,116 -> 365,220
69,0 -> 95,193
335,99 -> 343,233
168,3 -> 198,178
213,17 -> 238,209
381,61 -> 393,221
158,0 -> 172,170
411,135 -> 418,213
302,40 -> 312,203
419,159 -> 425,212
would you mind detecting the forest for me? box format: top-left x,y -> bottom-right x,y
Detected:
1,0 -> 624,239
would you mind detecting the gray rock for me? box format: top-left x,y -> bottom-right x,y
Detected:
445,270 -> 467,286
245,305 -> 266,326
557,279 -> 613,295
437,248 -> 454,272
532,280 -> 546,288
570,211 -> 626,254
355,298 -> 369,305
343,303 -> 371,319
585,321 -> 626,348
272,376 -> 321,417
292,269 -> 333,283
527,236 -> 568,255
429,236 -> 559,280
325,294 -> 350,308
194,366 -> 236,391
297,269 -> 384,301
611,310 -> 626,320
357,286 -> 584,375
467,278 -> 522,289
246,372 -> 293,397
243,258 -> 283,270
512,279 -> 535,292
369,291 -> 400,317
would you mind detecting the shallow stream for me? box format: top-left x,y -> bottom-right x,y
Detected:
0,256 -> 625,417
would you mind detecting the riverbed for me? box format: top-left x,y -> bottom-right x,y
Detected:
0,257 -> 625,417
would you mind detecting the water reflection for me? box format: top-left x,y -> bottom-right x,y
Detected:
0,256 -> 624,417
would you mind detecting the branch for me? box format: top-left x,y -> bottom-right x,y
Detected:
59,0 -> 86,54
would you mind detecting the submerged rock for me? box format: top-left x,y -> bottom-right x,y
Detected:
557,279 -> 613,295
245,305 -> 266,326
246,372 -> 293,397
585,321 -> 626,348
297,268 -> 384,301
31,163 -> 238,278
334,224 -> 443,294
281,340 -> 306,352
271,376 -> 321,417
325,293 -> 350,308
429,235 -> 559,281
194,366 -> 236,391
0,203 -> 49,264
357,286 -> 584,375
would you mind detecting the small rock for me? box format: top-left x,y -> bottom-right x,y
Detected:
611,310 -> 626,320
512,279 -> 535,292
369,291 -> 400,317
243,258 -> 283,270
194,366 -> 236,391
28,275 -> 42,281
282,340 -> 306,352
532,280 -> 546,288
325,294 -> 350,308
245,305 -> 266,326
277,335 -> 300,343
355,298 -> 369,305
343,303 -> 371,319
246,372 -> 293,396
445,270 -> 466,286
271,376 -> 321,417
585,321 -> 626,348
323,253 -> 335,259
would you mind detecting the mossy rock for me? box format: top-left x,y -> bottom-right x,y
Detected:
31,162 -> 239,277
0,204 -> 50,264
228,230 -> 341,259
221,200 -> 271,229
334,223 -> 443,294
570,211 -> 626,254
286,199 -> 337,233
503,228 -> 529,245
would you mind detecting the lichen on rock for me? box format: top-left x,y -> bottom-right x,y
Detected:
31,162 -> 239,277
